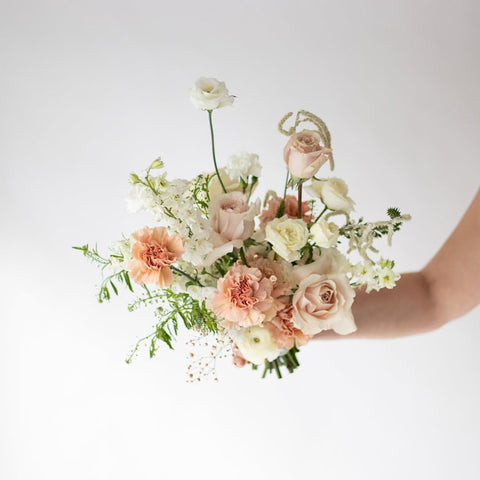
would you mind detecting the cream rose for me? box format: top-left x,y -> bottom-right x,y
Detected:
265,216 -> 309,262
208,167 -> 258,199
202,192 -> 260,266
306,178 -> 355,213
234,326 -> 284,365
189,77 -> 234,111
283,130 -> 331,179
310,219 -> 339,248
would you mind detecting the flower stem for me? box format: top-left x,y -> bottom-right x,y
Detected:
170,266 -> 203,287
312,205 -> 328,225
207,110 -> 227,194
276,168 -> 290,218
297,182 -> 303,219
273,359 -> 282,378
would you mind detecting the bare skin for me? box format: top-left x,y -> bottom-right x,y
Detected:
316,188 -> 480,339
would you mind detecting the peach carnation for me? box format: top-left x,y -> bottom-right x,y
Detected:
246,250 -> 292,298
266,304 -> 312,350
128,226 -> 184,288
259,194 -> 311,229
209,263 -> 282,329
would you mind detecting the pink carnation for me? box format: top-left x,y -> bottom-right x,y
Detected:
209,263 -> 282,329
128,226 -> 184,288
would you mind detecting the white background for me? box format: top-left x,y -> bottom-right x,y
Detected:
1,1 -> 479,479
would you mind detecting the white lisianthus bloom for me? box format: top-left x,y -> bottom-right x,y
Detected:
226,152 -> 262,180
234,326 -> 283,365
310,219 -> 339,248
265,216 -> 309,262
306,177 -> 355,213
189,77 -> 234,111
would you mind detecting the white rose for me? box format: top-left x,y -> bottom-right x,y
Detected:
265,216 -> 309,262
226,152 -> 262,180
306,177 -> 355,213
234,326 -> 283,365
310,219 -> 339,248
189,77 -> 234,111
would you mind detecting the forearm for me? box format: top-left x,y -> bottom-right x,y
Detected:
316,271 -> 440,339
316,188 -> 480,340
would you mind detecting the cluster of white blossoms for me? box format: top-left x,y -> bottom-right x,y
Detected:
127,173 -> 213,265
353,258 -> 400,293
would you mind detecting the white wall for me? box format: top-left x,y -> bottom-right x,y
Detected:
1,1 -> 479,479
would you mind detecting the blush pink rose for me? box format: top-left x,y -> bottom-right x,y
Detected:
283,130 -> 331,179
209,263 -> 283,329
292,269 -> 356,336
128,226 -> 184,288
259,194 -> 312,229
203,192 -> 260,266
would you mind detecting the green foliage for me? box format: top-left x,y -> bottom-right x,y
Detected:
125,289 -> 218,363
72,244 -> 134,303
387,207 -> 402,219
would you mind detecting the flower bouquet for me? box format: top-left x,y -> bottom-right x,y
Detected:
75,77 -> 410,380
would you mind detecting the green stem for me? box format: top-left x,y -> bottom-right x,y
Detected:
262,361 -> 269,379
297,182 -> 303,219
283,168 -> 290,200
170,266 -> 203,287
207,110 -> 226,194
273,359 -> 282,378
312,205 -> 328,225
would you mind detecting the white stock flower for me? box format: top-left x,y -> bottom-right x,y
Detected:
226,152 -> 262,180
310,219 -> 339,248
265,216 -> 309,262
189,77 -> 234,111
234,326 -> 283,365
306,177 -> 355,213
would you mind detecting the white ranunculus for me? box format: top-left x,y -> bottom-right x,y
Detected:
306,177 -> 355,213
310,219 -> 339,248
265,216 -> 309,262
226,152 -> 262,180
234,326 -> 283,365
189,77 -> 234,111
